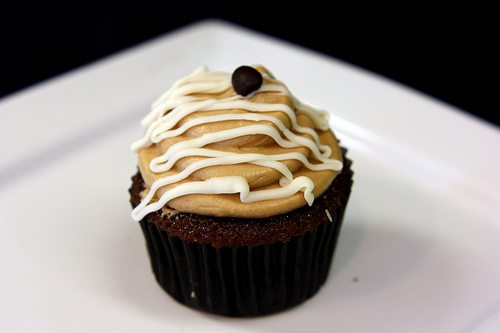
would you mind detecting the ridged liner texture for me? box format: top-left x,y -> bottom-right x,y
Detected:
131,151 -> 353,316
139,204 -> 346,316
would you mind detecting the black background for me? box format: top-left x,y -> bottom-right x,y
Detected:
2,1 -> 497,127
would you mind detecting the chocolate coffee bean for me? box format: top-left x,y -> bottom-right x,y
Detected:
231,66 -> 263,96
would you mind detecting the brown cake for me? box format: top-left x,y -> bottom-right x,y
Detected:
129,65 -> 353,316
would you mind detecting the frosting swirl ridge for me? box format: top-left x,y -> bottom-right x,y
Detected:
131,65 -> 343,221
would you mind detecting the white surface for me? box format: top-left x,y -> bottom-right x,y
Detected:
1,19 -> 499,332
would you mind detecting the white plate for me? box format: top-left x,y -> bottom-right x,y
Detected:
1,19 -> 499,332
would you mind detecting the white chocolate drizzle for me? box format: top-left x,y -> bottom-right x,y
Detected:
131,66 -> 342,221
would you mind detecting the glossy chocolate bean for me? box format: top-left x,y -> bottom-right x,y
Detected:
231,66 -> 263,96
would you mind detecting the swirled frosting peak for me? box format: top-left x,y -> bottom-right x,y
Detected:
131,65 -> 343,221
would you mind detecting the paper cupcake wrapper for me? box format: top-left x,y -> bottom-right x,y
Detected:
138,204 -> 347,317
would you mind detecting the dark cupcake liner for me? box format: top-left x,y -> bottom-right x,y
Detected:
138,202 -> 347,317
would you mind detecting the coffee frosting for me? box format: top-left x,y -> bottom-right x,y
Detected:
131,65 -> 343,221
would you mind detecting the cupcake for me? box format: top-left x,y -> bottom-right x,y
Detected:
129,65 -> 353,316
